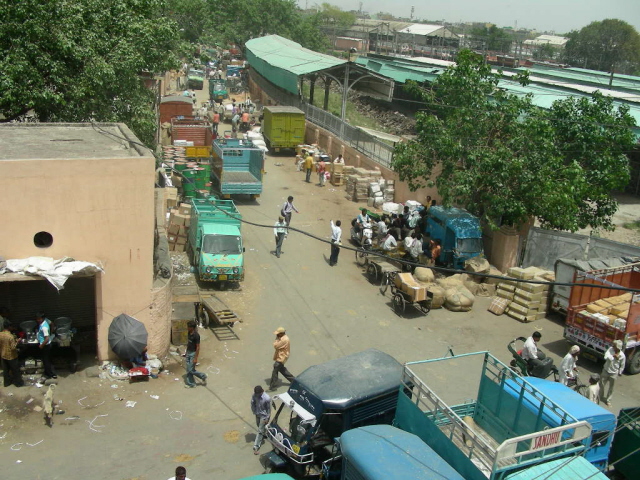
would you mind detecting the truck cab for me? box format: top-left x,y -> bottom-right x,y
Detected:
187,68 -> 205,90
265,349 -> 402,475
423,206 -> 483,269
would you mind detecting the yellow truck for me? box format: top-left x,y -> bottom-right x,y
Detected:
262,106 -> 305,152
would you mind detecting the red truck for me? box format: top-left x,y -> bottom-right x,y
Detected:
564,261 -> 640,374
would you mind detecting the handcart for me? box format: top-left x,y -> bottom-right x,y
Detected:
389,284 -> 433,316
197,294 -> 240,327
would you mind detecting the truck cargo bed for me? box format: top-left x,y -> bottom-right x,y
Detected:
224,171 -> 261,183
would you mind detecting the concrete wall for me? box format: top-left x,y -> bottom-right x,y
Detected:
0,142 -> 156,360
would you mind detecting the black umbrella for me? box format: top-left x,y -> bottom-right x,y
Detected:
108,314 -> 148,359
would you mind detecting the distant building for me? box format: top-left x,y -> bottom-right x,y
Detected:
522,35 -> 569,56
335,36 -> 369,52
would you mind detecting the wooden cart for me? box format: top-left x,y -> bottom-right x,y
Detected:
197,294 -> 241,327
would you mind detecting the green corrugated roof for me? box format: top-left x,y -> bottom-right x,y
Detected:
245,35 -> 345,75
355,57 -> 440,83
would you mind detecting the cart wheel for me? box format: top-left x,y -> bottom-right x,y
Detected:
200,309 -> 210,328
393,293 -> 406,316
355,249 -> 368,267
367,264 -> 379,284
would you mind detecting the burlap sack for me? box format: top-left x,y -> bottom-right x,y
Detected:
463,279 -> 480,295
423,283 -> 446,309
437,274 -> 464,289
414,267 -> 435,284
444,286 -> 475,312
465,257 -> 490,276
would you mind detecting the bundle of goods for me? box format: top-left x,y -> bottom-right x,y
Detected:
578,293 -> 632,330
367,178 -> 395,207
167,203 -> 192,252
344,168 -> 383,202
492,266 -> 554,322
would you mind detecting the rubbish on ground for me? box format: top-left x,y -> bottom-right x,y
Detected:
86,414 -> 108,433
25,398 -> 33,404
35,383 -> 43,388
33,406 -> 43,412
26,440 -> 43,447
113,394 -> 122,401
169,410 -> 183,420
55,410 -> 65,415
110,384 -> 118,389
125,401 -> 136,408
65,416 -> 80,420
11,443 -> 23,451
77,396 -> 105,408
150,395 -> 159,400
16,460 -> 22,464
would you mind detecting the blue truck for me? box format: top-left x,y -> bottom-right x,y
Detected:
395,352 -> 611,480
423,206 -> 483,269
187,197 -> 244,284
211,138 -> 263,200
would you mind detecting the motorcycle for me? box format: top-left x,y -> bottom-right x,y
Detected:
350,218 -> 373,249
508,337 -> 559,380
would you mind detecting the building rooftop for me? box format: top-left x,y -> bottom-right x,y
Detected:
0,123 -> 151,160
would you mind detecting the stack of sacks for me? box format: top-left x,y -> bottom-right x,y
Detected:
413,267 -> 445,309
579,293 -> 632,330
345,175 -> 370,202
436,274 -> 475,312
464,257 -> 496,297
497,266 -> 553,322
246,130 -> 268,153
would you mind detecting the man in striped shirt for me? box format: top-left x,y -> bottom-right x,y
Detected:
273,217 -> 288,258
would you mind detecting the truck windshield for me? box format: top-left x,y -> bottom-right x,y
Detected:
457,238 -> 483,253
202,235 -> 241,255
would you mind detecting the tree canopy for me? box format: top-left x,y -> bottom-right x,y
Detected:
392,50 -> 635,232
470,25 -> 512,52
0,0 -> 183,145
564,19 -> 640,74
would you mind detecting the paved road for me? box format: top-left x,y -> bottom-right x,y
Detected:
1,144 -> 638,479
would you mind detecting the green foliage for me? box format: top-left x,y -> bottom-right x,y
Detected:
392,50 -> 635,232
564,19 -> 640,74
167,0 -> 328,52
470,25 -> 512,52
317,3 -> 356,30
533,43 -> 556,60
0,0 -> 183,145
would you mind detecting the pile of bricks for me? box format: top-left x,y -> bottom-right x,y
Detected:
167,203 -> 192,252
495,266 -> 554,322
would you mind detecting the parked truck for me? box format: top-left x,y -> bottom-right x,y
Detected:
187,197 -> 244,284
187,68 -> 205,90
563,260 -> 640,374
395,352 -> 610,480
211,138 -> 263,199
423,206 -> 484,269
550,257 -> 639,316
262,106 -> 305,152
209,79 -> 228,103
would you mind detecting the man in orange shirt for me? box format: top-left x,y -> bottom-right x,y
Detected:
212,111 -> 220,134
269,327 -> 295,391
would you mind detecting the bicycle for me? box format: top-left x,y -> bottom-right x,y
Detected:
379,270 -> 398,295
566,371 -> 589,396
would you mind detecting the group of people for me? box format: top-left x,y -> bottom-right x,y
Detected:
0,311 -> 58,388
522,331 -> 626,406
301,151 -> 345,186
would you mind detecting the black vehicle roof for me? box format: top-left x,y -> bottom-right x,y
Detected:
291,349 -> 402,410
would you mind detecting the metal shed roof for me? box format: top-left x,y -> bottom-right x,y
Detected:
245,35 -> 345,76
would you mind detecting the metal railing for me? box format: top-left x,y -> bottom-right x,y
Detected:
251,69 -> 395,168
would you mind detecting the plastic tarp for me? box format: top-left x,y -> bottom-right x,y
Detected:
1,256 -> 103,290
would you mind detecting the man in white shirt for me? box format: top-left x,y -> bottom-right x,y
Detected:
333,154 -> 345,164
382,232 -> 397,251
273,217 -> 288,258
559,345 -> 580,386
376,218 -> 388,244
585,374 -> 600,404
167,466 -> 190,480
329,220 -> 342,266
521,331 -> 548,377
600,340 -> 626,406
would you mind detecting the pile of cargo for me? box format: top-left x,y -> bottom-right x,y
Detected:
167,203 -> 192,252
366,178 -> 395,207
490,266 -> 554,322
345,168 -> 383,202
579,293 -> 632,329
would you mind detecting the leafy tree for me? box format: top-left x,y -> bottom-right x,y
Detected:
564,19 -> 640,74
0,0 -> 183,145
392,50 -> 635,231
317,3 -> 356,30
532,43 -> 556,60
470,25 -> 512,52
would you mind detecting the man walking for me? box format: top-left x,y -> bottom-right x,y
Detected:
270,327 -> 295,390
0,322 -> 23,387
317,157 -> 326,186
329,220 -> 342,266
280,196 -> 299,226
36,312 -> 57,379
251,385 -> 271,454
184,320 -> 207,388
304,152 -> 314,183
600,339 -> 625,406
273,216 -> 288,258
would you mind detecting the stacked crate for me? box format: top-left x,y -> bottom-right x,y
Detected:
330,163 -> 344,186
167,203 -> 192,252
345,175 -> 370,202
496,266 -> 552,322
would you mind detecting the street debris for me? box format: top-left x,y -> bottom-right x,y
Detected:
125,401 -> 137,408
169,410 -> 183,420
86,414 -> 108,433
77,396 -> 105,409
150,395 -> 159,400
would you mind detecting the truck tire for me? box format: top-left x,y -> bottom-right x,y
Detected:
625,349 -> 640,375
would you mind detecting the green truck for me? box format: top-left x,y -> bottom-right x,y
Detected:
187,197 -> 244,283
209,79 -> 228,102
187,68 -> 205,90
262,106 -> 305,152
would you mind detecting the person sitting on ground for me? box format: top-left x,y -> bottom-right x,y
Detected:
390,214 -> 403,240
381,231 -> 397,251
376,217 -> 388,244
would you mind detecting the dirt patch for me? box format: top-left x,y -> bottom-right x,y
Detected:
174,453 -> 195,462
223,430 -> 240,443
0,394 -> 35,421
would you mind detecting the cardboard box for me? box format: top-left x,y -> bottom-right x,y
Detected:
184,215 -> 191,228
178,225 -> 187,236
174,243 -> 185,252
176,235 -> 187,246
498,282 -> 516,292
514,289 -> 543,302
517,282 -> 548,294
167,198 -> 178,208
394,273 -> 428,302
168,224 -> 180,235
507,267 -> 535,280
168,243 -> 175,251
496,288 -> 515,301
170,213 -> 187,226
179,203 -> 192,216
168,235 -> 178,244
